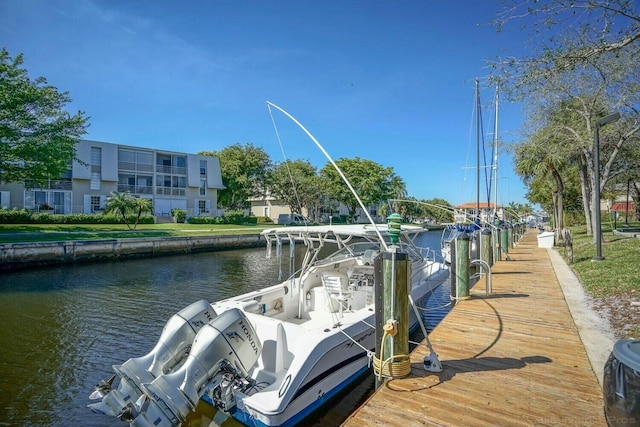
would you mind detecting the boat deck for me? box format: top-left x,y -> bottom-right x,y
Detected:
342,229 -> 606,427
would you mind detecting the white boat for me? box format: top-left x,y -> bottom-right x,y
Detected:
440,224 -> 480,264
88,223 -> 448,427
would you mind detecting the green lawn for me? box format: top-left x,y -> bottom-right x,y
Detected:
560,222 -> 640,297
0,223 -> 279,243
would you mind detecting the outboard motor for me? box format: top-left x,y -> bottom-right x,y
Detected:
129,308 -> 262,427
89,300 -> 216,419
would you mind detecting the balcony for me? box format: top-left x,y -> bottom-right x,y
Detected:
118,184 -> 154,194
156,186 -> 186,196
155,165 -> 186,175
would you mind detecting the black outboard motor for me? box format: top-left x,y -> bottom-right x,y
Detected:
88,300 -> 216,419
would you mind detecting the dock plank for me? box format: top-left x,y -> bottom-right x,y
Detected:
342,229 -> 606,427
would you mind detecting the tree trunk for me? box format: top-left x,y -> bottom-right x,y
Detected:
551,169 -> 565,238
578,157 -> 593,235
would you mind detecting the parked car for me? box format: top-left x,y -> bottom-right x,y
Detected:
277,213 -> 308,225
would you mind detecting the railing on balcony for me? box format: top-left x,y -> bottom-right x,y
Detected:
155,186 -> 186,196
25,180 -> 72,191
155,165 -> 186,175
119,162 -> 154,172
117,184 -> 154,194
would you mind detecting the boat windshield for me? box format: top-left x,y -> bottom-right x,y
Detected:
324,241 -> 380,263
322,240 -> 424,264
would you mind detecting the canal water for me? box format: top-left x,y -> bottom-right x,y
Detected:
0,231 -> 451,427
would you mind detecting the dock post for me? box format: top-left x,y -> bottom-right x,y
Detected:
373,215 -> 411,387
454,232 -> 470,300
501,226 -> 509,256
449,236 -> 456,298
493,227 -> 501,262
508,225 -> 514,249
480,228 -> 492,267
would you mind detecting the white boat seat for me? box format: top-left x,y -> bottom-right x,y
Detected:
362,249 -> 378,266
321,272 -> 352,318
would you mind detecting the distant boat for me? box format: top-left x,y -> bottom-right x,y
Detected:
88,223 -> 448,427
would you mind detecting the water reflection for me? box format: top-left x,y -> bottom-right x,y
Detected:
0,231 -> 447,427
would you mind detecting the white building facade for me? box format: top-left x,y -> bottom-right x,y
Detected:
0,139 -> 225,218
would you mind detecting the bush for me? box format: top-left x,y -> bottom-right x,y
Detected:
0,208 -> 32,224
172,209 -> 186,223
186,211 -> 256,225
0,208 -> 154,225
564,211 -> 586,227
243,216 -> 258,225
187,216 -> 225,224
223,210 -> 245,225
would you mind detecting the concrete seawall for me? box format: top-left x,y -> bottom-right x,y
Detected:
0,234 -> 266,271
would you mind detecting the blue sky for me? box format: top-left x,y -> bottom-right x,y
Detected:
1,0 -> 534,207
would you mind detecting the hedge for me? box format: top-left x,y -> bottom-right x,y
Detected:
187,210 -> 257,225
0,208 -> 154,224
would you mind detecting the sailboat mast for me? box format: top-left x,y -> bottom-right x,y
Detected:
475,79 -> 481,224
493,86 -> 499,220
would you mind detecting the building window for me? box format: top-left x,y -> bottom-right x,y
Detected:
199,179 -> 206,196
90,196 -> 102,213
200,160 -> 207,176
90,147 -> 101,190
90,172 -> 101,190
198,199 -> 208,214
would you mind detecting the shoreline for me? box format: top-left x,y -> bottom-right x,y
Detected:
0,233 -> 265,272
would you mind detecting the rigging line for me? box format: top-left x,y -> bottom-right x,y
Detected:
485,90 -> 497,210
267,103 -> 307,224
265,101 -> 389,251
478,91 -> 492,208
462,84 -> 477,205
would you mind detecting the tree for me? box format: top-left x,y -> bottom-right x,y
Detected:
105,191 -> 151,230
320,157 -> 404,221
105,191 -> 134,228
0,48 -> 88,185
513,123 -> 571,233
490,1 -> 640,235
421,198 -> 454,224
492,0 -> 640,91
200,143 -> 271,210
267,159 -> 322,218
131,196 -> 153,229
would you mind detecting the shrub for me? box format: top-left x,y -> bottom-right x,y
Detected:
0,208 -> 155,225
187,216 -> 225,224
223,210 -> 245,225
243,216 -> 258,225
172,209 -> 186,223
564,211 -> 586,227
0,208 -> 31,224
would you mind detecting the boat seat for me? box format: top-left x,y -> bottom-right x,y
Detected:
361,249 -> 378,266
321,272 -> 352,318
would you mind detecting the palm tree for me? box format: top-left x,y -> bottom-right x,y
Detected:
514,130 -> 569,236
131,197 -> 153,229
105,191 -> 134,229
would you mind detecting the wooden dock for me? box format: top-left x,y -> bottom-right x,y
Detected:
343,229 -> 606,427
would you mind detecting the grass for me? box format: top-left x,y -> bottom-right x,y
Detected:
559,221 -> 640,338
561,221 -> 640,298
0,223 -> 279,243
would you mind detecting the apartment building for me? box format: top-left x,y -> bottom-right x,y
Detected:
0,139 -> 225,217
